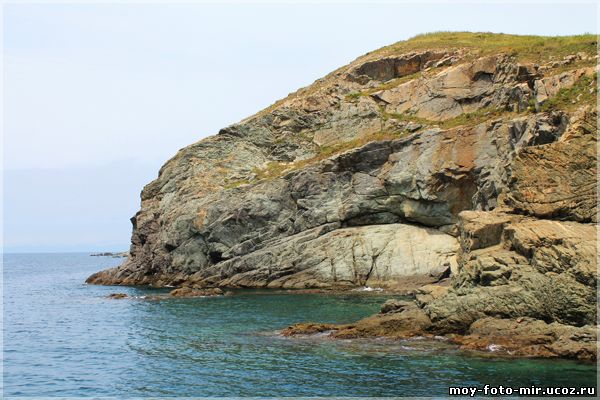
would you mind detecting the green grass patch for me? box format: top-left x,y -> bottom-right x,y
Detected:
374,32 -> 597,64
251,161 -> 292,181
223,179 -> 253,189
384,105 -> 526,130
344,92 -> 368,102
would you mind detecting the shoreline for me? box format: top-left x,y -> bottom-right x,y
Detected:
100,281 -> 597,363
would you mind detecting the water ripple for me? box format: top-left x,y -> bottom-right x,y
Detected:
3,253 -> 597,397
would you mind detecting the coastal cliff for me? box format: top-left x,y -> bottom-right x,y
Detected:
88,33 -> 598,359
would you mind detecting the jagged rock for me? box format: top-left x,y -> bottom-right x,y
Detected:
405,122 -> 422,132
332,303 -> 433,339
281,322 -> 339,336
425,214 -> 597,333
428,264 -> 451,281
347,50 -> 452,82
457,211 -> 521,251
307,301 -> 433,340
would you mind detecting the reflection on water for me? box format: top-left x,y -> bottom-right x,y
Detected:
3,253 -> 597,397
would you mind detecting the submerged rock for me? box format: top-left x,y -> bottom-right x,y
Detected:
106,293 -> 128,299
281,323 -> 339,336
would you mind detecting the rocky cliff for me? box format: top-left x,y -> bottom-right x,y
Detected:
88,33 -> 597,359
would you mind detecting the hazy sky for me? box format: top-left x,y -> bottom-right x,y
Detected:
3,1 -> 597,252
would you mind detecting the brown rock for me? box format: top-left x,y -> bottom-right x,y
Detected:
331,307 -> 432,339
426,215 -> 597,333
281,323 -> 339,336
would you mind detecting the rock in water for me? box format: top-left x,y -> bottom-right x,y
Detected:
169,287 -> 224,297
87,33 -> 597,359
106,293 -> 128,299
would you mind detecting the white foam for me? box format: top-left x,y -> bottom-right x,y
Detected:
353,286 -> 383,292
487,344 -> 503,352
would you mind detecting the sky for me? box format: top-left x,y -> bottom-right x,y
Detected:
3,1 -> 597,252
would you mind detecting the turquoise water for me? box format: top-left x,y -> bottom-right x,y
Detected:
3,253 -> 597,397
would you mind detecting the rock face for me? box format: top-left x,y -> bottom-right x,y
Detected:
87,33 -> 597,359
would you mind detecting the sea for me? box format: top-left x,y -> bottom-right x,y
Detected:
3,253 -> 597,397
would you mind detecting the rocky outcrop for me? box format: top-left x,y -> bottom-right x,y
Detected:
348,50 -> 460,83
88,33 -> 597,359
283,312 -> 597,361
284,204 -> 597,360
426,213 -> 597,332
372,55 -> 536,119
91,252 -> 129,258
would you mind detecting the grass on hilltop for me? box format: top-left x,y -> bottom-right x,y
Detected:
260,32 -> 597,117
372,32 -> 597,63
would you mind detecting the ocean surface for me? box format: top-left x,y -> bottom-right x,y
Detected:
3,253 -> 597,397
